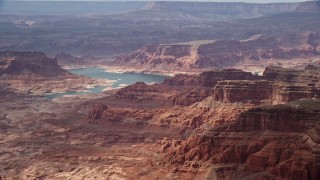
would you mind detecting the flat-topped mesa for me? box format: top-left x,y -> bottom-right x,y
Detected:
212,81 -> 320,104
193,33 -> 320,67
114,34 -> 320,70
0,50 -> 107,94
0,50 -> 67,77
211,65 -> 320,104
164,69 -> 258,87
115,43 -> 199,69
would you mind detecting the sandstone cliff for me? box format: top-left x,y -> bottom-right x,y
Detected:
114,69 -> 259,106
211,65 -> 320,104
111,66 -> 320,111
114,34 -> 320,71
164,69 -> 257,87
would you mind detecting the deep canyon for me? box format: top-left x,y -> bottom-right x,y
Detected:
0,1 -> 320,180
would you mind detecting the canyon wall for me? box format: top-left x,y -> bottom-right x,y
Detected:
96,65 -> 320,179
114,33 -> 320,70
162,99 -> 320,179
147,1 -> 299,20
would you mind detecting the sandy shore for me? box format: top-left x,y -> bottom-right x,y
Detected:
97,65 -> 206,77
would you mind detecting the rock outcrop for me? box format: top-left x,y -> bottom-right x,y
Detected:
115,69 -> 259,106
212,80 -> 274,103
212,81 -> 320,104
114,66 -> 320,108
0,51 -> 67,77
88,103 -> 108,120
164,69 -> 258,87
211,65 -> 320,104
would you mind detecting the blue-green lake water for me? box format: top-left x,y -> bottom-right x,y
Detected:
46,67 -> 168,99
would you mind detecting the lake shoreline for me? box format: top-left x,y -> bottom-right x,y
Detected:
46,66 -> 168,99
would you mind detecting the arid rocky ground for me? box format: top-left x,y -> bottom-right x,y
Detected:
1,53 -> 320,179
1,1 -> 320,179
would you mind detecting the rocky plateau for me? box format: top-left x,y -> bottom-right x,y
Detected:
113,33 -> 320,74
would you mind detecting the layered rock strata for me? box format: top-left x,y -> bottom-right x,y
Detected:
114,33 -> 320,71
162,99 -> 320,179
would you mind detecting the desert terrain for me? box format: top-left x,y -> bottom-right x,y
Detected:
0,1 -> 320,180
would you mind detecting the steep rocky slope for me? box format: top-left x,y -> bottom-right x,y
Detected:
0,51 -> 67,77
162,99 -> 320,179
114,33 -> 320,72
